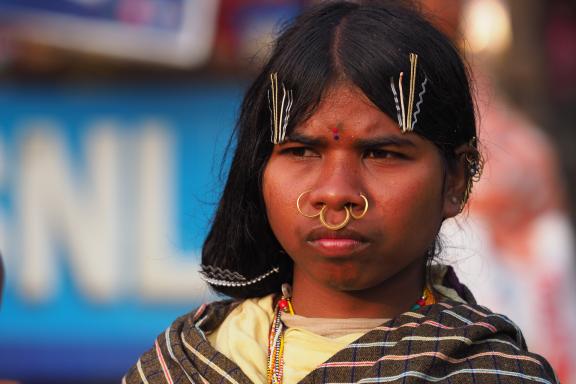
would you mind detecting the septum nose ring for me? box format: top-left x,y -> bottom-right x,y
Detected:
296,190 -> 369,231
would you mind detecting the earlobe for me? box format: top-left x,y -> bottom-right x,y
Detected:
442,144 -> 476,219
442,178 -> 466,219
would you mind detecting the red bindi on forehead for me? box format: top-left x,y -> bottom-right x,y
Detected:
328,122 -> 343,141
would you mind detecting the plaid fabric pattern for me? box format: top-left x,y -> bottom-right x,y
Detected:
123,299 -> 558,384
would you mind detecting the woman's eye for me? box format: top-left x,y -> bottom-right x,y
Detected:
364,149 -> 402,159
283,147 -> 319,158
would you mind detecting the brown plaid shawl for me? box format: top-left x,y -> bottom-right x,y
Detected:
124,298 -> 558,383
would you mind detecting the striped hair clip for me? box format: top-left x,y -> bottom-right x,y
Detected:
390,53 -> 428,133
268,72 -> 294,144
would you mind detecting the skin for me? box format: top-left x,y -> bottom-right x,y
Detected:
262,83 -> 466,319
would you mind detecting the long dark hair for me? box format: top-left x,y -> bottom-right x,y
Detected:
202,0 -> 477,298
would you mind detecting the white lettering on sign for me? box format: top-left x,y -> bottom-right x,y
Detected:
17,120 -> 123,302
0,134 -> 8,278
0,133 -> 6,185
135,122 -> 206,301
4,118 -> 207,304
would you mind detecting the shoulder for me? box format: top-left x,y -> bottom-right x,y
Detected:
192,294 -> 275,335
415,301 -> 528,345
123,298 -> 257,384
299,301 -> 559,384
385,301 -> 558,383
362,300 -> 530,349
316,302 -> 560,384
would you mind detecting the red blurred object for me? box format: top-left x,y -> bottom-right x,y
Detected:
545,1 -> 576,100
214,0 -> 307,66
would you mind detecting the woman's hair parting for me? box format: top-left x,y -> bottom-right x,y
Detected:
201,0 -> 479,299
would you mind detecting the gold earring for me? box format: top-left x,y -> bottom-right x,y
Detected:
319,206 -> 351,231
350,194 -> 369,220
461,144 -> 483,210
296,190 -> 322,218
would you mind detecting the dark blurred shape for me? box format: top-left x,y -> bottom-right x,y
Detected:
545,0 -> 576,101
0,0 -> 220,67
501,0 -> 576,223
544,0 -> 576,224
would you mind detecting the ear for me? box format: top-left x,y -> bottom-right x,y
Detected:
442,144 -> 470,219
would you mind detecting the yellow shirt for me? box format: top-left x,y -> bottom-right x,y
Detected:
207,295 -> 368,384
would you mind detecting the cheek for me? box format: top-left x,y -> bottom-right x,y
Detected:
262,163 -> 299,244
262,166 -> 278,223
374,165 -> 445,243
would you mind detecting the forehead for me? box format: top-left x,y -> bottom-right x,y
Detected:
292,83 -> 400,138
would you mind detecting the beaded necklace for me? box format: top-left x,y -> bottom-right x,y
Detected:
266,284 -> 436,384
267,284 -> 294,384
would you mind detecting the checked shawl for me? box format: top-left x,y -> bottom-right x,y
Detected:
123,299 -> 558,384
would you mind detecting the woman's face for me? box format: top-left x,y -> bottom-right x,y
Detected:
263,84 -> 461,293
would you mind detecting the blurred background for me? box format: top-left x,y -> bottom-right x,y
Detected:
0,0 -> 574,383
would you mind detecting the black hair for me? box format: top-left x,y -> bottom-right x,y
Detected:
202,0 -> 478,298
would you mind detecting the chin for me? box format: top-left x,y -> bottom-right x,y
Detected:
321,261 -> 417,293
320,271 -> 381,292
329,282 -> 373,292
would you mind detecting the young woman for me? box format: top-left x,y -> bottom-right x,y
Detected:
124,1 -> 558,383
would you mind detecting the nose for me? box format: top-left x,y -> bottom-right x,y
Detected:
306,161 -> 367,218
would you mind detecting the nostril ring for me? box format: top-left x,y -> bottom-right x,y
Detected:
350,194 -> 369,220
319,205 -> 351,231
296,190 -> 323,218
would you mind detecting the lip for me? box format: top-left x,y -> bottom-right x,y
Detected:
306,227 -> 369,256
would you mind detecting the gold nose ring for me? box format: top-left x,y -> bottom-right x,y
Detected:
297,191 -> 369,231
319,205 -> 351,231
350,194 -> 369,219
296,190 -> 322,218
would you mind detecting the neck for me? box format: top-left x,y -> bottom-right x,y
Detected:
290,260 -> 425,319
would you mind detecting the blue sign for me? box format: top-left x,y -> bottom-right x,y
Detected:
0,0 -> 220,66
0,82 -> 243,380
0,0 -> 185,30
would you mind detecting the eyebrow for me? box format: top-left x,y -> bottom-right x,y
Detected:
285,132 -> 327,146
355,136 -> 417,148
286,132 -> 416,148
